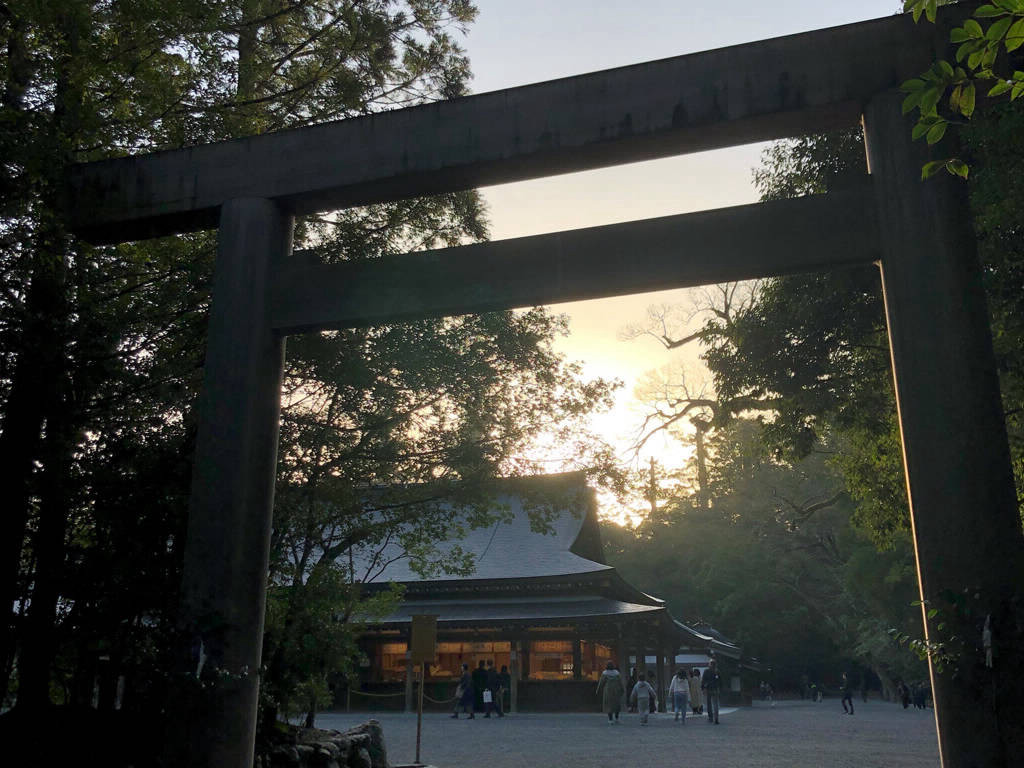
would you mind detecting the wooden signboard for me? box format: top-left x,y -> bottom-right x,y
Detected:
410,615 -> 438,665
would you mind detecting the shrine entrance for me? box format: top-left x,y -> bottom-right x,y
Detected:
66,6 -> 1024,767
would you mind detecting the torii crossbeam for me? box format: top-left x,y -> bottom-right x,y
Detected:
67,6 -> 1024,767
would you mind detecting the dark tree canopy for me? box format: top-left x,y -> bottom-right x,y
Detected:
0,1 -> 620,741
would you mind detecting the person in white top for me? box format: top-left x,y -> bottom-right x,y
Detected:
668,669 -> 690,723
630,673 -> 658,725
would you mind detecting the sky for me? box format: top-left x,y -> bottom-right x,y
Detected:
454,0 -> 900,512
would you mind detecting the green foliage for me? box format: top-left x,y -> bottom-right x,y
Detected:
261,307 -> 617,722
0,0 -> 619,726
261,566 -> 401,722
901,0 -> 1024,177
607,422 -> 927,689
961,99 -> 1024,517
711,103 -> 1024,543
619,5 -> 1024,698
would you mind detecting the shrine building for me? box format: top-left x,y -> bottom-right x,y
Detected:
350,472 -> 750,712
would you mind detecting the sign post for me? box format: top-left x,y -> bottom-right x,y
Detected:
410,615 -> 438,766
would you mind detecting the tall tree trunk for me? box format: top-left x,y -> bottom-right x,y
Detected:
15,380 -> 73,708
0,3 -> 52,703
9,6 -> 83,709
0,263 -> 63,702
874,665 -> 896,702
232,0 -> 265,134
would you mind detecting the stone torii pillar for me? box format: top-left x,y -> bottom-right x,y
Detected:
164,199 -> 293,768
863,91 -> 1024,767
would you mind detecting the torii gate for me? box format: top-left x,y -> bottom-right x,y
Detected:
67,7 -> 1024,767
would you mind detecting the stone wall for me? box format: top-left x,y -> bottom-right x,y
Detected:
258,720 -> 388,768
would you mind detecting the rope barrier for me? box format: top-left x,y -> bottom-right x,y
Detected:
346,686 -> 503,705
346,687 -> 509,707
347,688 -> 459,703
348,689 -> 405,698
423,692 -> 458,704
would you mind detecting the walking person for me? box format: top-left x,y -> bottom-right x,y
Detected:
472,660 -> 487,713
596,661 -> 625,724
630,673 -> 658,726
897,681 -> 911,709
451,663 -> 475,719
484,659 -> 502,717
498,664 -> 511,716
701,659 -> 721,724
841,672 -> 855,715
668,669 -> 690,723
912,683 -> 926,710
688,668 -> 703,715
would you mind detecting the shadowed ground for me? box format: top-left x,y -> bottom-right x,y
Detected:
313,698 -> 940,767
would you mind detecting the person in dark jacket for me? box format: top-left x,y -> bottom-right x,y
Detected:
484,660 -> 502,717
498,665 -> 511,716
701,659 -> 722,724
452,663 -> 475,719
841,672 -> 855,715
897,681 -> 911,709
912,682 -> 926,710
472,660 -> 487,712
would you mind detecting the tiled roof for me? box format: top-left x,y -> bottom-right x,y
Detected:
359,484 -> 612,584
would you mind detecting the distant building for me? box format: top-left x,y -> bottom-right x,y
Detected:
349,472 -> 752,711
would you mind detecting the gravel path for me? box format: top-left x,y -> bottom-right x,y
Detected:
313,699 -> 940,767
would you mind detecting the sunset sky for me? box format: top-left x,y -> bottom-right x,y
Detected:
455,0 -> 898,513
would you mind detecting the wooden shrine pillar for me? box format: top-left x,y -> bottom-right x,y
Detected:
404,640 -> 414,713
655,643 -> 666,712
667,643 -> 677,711
616,625 -> 629,676
572,635 -> 582,680
510,640 -> 520,714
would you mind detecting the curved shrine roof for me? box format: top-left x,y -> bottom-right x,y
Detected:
361,482 -> 612,584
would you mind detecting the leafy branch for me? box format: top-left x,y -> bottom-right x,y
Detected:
901,0 -> 1024,178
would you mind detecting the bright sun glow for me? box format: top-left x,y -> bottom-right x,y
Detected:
479,152 -> 760,526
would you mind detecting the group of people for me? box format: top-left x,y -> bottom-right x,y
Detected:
596,658 -> 723,726
451,660 -> 510,719
896,680 -> 929,710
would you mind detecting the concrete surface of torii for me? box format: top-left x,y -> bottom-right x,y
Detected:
64,4 -> 1024,767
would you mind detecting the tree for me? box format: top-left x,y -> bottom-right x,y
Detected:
901,0 -> 1024,178
622,283 -> 764,510
697,128 -> 911,545
260,309 -> 616,727
1,1 -> 619,726
604,419 -> 927,692
610,122 -> 960,689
